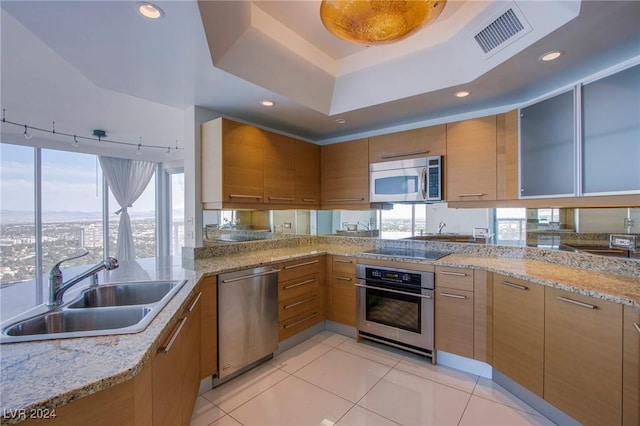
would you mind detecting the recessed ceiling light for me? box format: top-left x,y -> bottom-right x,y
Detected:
335,118 -> 347,124
455,91 -> 470,98
138,2 -> 164,19
260,100 -> 275,107
540,50 -> 564,62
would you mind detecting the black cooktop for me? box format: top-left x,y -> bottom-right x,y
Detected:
364,247 -> 450,260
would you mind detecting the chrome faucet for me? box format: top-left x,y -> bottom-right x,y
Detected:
438,221 -> 446,234
48,251 -> 119,308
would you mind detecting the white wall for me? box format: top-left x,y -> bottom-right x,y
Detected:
0,10 -> 185,163
184,107 -> 220,248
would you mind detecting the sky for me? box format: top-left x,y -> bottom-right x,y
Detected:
1,143 -> 157,215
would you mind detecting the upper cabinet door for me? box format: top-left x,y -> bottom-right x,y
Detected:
321,138 -> 369,208
222,119 -> 266,204
369,124 -> 446,163
520,90 -> 576,198
582,64 -> 640,195
446,116 -> 497,201
294,139 -> 321,206
264,132 -> 295,205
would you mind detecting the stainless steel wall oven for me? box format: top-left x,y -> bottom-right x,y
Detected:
356,264 -> 434,357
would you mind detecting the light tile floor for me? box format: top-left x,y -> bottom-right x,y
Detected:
192,331 -> 556,426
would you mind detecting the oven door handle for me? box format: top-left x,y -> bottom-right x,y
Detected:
355,283 -> 432,299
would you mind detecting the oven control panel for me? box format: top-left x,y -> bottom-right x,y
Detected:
357,265 -> 433,288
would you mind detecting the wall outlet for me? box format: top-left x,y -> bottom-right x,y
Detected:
283,222 -> 292,229
609,234 -> 637,252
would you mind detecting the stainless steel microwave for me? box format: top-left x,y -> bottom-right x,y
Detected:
370,156 -> 443,203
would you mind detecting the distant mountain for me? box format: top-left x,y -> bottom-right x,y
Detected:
1,210 -> 156,224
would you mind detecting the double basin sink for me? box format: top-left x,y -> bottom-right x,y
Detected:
1,280 -> 187,343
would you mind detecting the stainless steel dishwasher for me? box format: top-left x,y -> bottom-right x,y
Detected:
215,265 -> 279,385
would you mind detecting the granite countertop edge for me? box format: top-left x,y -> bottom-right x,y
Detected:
2,246 -> 639,423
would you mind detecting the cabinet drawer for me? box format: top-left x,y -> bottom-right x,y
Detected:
333,256 -> 356,274
279,292 -> 320,322
279,257 -> 321,282
279,273 -> 320,301
435,266 -> 474,291
279,309 -> 322,341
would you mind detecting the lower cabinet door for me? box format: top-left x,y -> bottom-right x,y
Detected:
544,287 -> 623,426
435,288 -> 474,358
153,317 -> 187,426
493,276 -> 544,397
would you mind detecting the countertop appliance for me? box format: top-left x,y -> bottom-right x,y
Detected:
370,156 -> 443,203
216,265 -> 279,385
362,247 -> 450,260
356,264 -> 435,358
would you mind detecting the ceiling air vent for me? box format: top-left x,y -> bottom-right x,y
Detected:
474,8 -> 525,54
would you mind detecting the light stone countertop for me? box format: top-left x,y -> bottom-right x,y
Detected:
1,243 -> 639,424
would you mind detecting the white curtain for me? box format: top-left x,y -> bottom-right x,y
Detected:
99,156 -> 156,261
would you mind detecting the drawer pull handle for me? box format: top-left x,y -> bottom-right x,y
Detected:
335,259 -> 353,264
440,271 -> 467,277
284,295 -> 318,310
268,196 -> 294,201
302,198 -> 316,202
440,292 -> 467,299
187,292 -> 202,313
284,312 -> 318,329
229,194 -> 263,199
501,281 -> 528,291
327,198 -> 365,202
557,296 -> 597,310
283,278 -> 317,290
284,260 -> 319,269
380,150 -> 429,160
458,193 -> 485,197
222,268 -> 281,283
335,276 -> 352,281
158,317 -> 187,354
634,322 -> 640,335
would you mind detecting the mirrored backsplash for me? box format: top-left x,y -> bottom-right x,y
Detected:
202,205 -> 639,248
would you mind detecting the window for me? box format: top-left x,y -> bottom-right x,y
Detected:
494,208 -> 526,245
170,171 -> 184,257
0,143 -> 175,321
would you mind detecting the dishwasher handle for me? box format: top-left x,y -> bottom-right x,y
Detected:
221,268 -> 281,283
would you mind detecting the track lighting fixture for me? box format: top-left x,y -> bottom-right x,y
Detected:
23,125 -> 33,140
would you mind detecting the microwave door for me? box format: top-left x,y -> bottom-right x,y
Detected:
371,168 -> 422,202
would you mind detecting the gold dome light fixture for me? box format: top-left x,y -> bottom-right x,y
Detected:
320,0 -> 447,45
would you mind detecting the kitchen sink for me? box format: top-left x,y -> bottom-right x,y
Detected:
4,307 -> 153,337
0,279 -> 187,343
67,280 -> 183,308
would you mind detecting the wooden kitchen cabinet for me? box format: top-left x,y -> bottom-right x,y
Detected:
199,276 -> 217,379
152,290 -> 202,426
368,124 -> 446,163
623,305 -> 639,426
21,363 -> 153,426
321,139 -> 369,209
493,274 -> 545,397
201,117 -> 321,209
294,139 -> 321,207
264,132 -> 295,205
544,287 -> 623,426
328,255 -> 357,327
278,256 -> 325,341
435,266 -> 474,358
473,270 -> 492,363
446,115 -> 497,201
